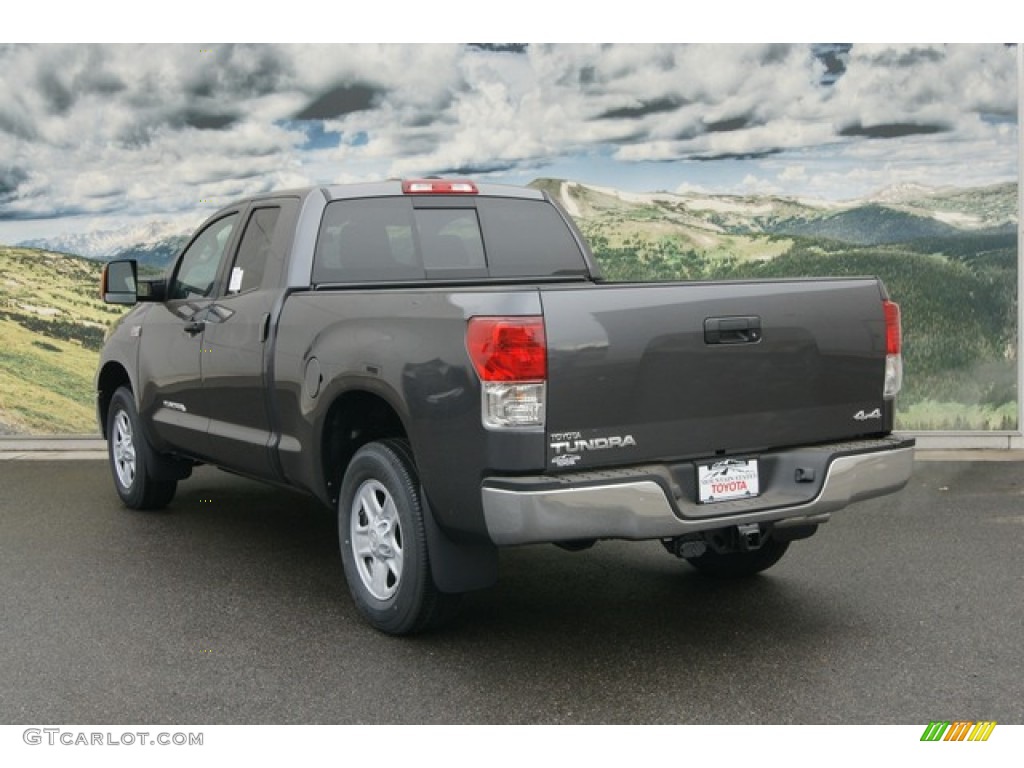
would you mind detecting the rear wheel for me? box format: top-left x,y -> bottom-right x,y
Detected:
106,387 -> 177,510
338,439 -> 459,635
683,537 -> 790,578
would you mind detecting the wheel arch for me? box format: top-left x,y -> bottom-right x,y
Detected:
319,388 -> 409,508
96,361 -> 134,439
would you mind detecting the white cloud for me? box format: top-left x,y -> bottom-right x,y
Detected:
0,43 -> 1017,240
740,173 -> 783,196
779,165 -> 807,182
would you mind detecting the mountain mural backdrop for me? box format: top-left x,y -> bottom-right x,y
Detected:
0,179 -> 1017,433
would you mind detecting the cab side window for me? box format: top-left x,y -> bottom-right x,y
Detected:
169,214 -> 239,300
227,207 -> 281,295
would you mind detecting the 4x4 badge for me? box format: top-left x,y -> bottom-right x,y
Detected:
853,408 -> 881,421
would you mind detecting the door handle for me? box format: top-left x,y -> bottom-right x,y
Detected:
183,320 -> 205,336
704,316 -> 762,345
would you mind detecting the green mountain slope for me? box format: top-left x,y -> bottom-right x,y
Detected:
0,247 -> 126,434
768,204 -> 965,245
532,178 -> 1018,244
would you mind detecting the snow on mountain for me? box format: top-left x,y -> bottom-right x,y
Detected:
866,183 -> 943,204
18,219 -> 194,261
534,177 -> 1016,238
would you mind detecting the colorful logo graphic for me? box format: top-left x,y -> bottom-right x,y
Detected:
920,721 -> 997,742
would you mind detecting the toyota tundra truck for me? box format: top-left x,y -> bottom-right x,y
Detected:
96,179 -> 915,634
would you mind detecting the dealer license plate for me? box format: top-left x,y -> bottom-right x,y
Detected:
697,459 -> 760,504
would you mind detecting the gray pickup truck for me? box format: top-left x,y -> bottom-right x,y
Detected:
97,179 -> 914,634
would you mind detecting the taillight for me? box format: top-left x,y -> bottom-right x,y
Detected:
467,317 -> 546,381
883,300 -> 903,398
884,300 -> 901,355
467,317 -> 546,428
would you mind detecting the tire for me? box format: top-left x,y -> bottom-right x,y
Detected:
106,387 -> 177,510
684,538 -> 790,578
338,439 -> 459,635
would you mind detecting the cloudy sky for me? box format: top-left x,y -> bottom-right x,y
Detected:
0,43 -> 1018,242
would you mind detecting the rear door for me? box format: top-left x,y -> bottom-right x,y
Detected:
200,198 -> 298,477
541,278 -> 891,470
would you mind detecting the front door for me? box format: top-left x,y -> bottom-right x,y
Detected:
139,211 -> 240,457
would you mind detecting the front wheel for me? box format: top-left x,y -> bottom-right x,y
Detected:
106,387 -> 177,510
338,439 -> 459,635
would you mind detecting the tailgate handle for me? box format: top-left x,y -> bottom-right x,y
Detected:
704,316 -> 762,345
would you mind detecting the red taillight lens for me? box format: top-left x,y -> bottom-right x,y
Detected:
467,317 -> 547,382
884,300 -> 901,355
883,299 -> 903,399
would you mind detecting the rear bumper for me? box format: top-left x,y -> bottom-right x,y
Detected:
481,437 -> 915,546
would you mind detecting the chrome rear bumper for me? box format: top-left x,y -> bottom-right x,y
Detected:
481,439 -> 915,546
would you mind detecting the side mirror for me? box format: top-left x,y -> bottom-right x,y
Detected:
137,276 -> 167,302
101,259 -> 138,305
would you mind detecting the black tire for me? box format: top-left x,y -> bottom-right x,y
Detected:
338,439 -> 460,635
106,387 -> 177,510
684,538 -> 790,578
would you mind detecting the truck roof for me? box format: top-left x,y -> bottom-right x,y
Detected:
232,179 -> 547,209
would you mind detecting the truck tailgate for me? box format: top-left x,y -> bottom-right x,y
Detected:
541,278 -> 892,470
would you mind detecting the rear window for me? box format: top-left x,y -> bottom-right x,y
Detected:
475,198 -> 587,277
312,197 -> 586,284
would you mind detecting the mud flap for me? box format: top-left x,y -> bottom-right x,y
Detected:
421,493 -> 499,593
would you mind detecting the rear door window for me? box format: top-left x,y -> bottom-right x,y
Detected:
227,207 -> 281,294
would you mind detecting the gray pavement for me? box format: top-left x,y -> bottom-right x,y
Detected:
0,456 -> 1022,724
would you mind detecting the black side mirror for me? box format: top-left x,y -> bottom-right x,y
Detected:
137,276 -> 167,302
101,260 -> 138,305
